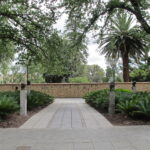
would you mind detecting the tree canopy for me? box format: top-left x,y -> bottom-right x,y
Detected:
0,0 -> 57,55
0,0 -> 150,83
62,0 -> 150,38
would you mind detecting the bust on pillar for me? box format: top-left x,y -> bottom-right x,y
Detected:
132,81 -> 136,92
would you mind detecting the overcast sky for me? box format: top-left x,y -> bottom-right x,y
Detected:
87,44 -> 106,69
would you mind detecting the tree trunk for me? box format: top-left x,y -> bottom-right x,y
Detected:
122,52 -> 129,82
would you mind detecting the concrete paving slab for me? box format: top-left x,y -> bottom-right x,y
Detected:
0,127 -> 150,150
20,98 -> 112,129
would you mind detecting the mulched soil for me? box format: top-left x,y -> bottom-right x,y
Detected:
102,113 -> 150,126
0,107 -> 44,128
97,108 -> 150,126
88,103 -> 150,126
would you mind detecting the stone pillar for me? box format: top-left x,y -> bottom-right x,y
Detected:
20,83 -> 27,116
108,82 -> 115,114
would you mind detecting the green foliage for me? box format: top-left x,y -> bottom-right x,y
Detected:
117,92 -> 150,118
115,88 -> 133,104
83,89 -> 109,109
117,100 -> 138,115
69,77 -> 89,83
0,96 -> 19,119
62,0 -> 150,82
0,0 -> 56,54
70,64 -> 105,83
63,0 -> 150,38
104,66 -> 114,82
19,31 -> 88,80
130,57 -> 150,82
0,40 -> 15,63
27,90 -> 54,110
0,90 -> 54,119
130,68 -> 150,81
132,98 -> 150,118
0,91 -> 20,103
100,13 -> 147,82
104,65 -> 123,82
84,88 -> 133,110
84,89 -> 150,119
115,88 -> 132,93
41,33 -> 87,76
85,65 -> 105,82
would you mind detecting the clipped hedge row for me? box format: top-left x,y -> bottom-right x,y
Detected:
0,90 -> 54,119
84,89 -> 150,119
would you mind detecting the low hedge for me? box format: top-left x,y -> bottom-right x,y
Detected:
83,89 -> 150,119
0,90 -> 54,119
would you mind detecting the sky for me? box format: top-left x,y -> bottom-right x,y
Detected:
87,44 -> 106,69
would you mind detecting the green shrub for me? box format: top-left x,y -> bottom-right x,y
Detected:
83,89 -> 109,109
116,99 -> 138,115
0,90 -> 54,112
84,88 -> 150,119
131,93 -> 150,118
117,92 -> 150,118
0,90 -> 54,120
84,88 -> 133,110
0,96 -> 19,119
27,90 -> 54,110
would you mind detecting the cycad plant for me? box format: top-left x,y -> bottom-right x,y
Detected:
100,13 -> 147,82
0,96 -> 19,119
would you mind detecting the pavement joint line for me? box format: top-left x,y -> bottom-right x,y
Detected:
46,102 -> 63,127
77,103 -> 87,128
16,146 -> 31,150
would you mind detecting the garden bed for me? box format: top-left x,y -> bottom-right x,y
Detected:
0,107 -> 44,128
103,113 -> 150,126
99,109 -> 150,126
0,90 -> 54,128
84,89 -> 150,126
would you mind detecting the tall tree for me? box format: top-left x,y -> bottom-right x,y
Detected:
38,32 -> 87,76
18,31 -> 88,83
100,14 -> 147,82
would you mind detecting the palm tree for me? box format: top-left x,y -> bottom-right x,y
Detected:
100,13 -> 147,82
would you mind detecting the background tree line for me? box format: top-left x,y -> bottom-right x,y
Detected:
0,0 -> 150,83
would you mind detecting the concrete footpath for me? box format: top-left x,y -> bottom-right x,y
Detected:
0,98 -> 150,150
20,98 -> 112,129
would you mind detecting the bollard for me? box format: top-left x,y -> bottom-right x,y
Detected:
20,83 -> 27,116
108,82 -> 115,114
